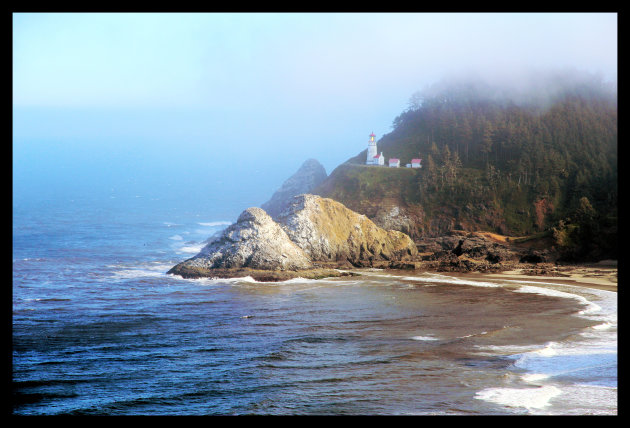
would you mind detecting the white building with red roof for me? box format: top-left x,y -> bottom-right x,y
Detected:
389,158 -> 400,168
411,159 -> 422,168
372,152 -> 385,166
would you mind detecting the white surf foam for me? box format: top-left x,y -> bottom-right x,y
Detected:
401,273 -> 504,288
472,343 -> 543,356
474,281 -> 617,414
511,284 -> 601,315
542,384 -> 618,415
176,243 -> 205,254
198,221 -> 232,227
411,335 -> 440,341
458,331 -> 488,339
592,322 -> 614,330
228,275 -> 362,286
109,262 -> 175,281
521,373 -> 551,383
475,385 -> 562,411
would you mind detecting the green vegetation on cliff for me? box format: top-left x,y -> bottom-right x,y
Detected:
315,71 -> 617,261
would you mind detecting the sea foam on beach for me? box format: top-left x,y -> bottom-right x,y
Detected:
474,281 -> 617,414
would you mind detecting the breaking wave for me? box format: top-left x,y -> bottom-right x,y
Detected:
198,221 -> 232,227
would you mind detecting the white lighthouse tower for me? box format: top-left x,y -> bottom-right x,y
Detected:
366,132 -> 383,165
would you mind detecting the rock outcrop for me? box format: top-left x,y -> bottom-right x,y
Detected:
167,193 -> 568,280
261,159 -> 328,219
167,207 -> 313,279
413,230 -> 558,273
276,194 -> 418,267
372,204 -> 420,238
168,194 -> 419,280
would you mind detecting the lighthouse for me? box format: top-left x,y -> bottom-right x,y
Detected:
366,132 -> 383,165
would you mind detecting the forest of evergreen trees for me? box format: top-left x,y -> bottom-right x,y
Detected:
377,71 -> 617,261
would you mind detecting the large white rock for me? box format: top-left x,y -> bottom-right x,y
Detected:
175,207 -> 313,271
168,195 -> 418,278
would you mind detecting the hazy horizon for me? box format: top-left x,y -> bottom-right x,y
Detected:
13,12 -> 618,220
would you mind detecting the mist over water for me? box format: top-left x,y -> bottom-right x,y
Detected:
12,132 -> 284,223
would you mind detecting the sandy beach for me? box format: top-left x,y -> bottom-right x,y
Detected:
483,261 -> 618,292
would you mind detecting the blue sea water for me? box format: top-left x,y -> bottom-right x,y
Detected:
12,192 -> 618,415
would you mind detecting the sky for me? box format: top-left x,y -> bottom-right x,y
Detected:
12,12 -> 618,217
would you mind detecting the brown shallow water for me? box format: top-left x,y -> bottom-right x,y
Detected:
13,266 -> 617,415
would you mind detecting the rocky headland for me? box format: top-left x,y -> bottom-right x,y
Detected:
168,194 -> 417,281
168,155 -> 616,284
168,195 -> 616,285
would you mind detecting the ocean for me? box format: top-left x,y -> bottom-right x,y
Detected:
12,193 -> 618,415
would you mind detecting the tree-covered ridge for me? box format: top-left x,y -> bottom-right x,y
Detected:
344,71 -> 617,261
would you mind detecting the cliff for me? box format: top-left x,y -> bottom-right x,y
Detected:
261,158 -> 328,218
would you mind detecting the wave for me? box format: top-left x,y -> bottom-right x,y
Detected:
411,335 -> 440,341
350,271 -> 505,289
592,322 -> 614,330
521,373 -> 551,382
400,273 -> 617,336
198,221 -> 232,227
21,297 -> 72,303
400,273 -> 505,288
167,272 -> 364,288
14,257 -> 46,263
475,385 -> 562,412
511,284 -> 601,316
164,273 -> 277,286
473,282 -> 617,414
457,331 -> 489,339
175,243 -> 205,254
363,268 -> 617,412
473,344 -> 543,356
538,384 -> 618,415
108,262 -> 176,281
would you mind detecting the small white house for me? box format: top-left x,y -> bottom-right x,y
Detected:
389,158 -> 400,168
411,158 -> 422,168
373,152 -> 385,166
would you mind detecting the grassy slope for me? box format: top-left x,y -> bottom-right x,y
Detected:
314,160 -> 512,238
314,162 -> 420,217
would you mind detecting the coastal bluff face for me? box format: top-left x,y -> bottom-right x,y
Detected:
276,194 -> 417,266
168,195 -> 418,281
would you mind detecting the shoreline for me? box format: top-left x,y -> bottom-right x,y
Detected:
379,262 -> 618,293
482,267 -> 618,292
169,262 -> 618,293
